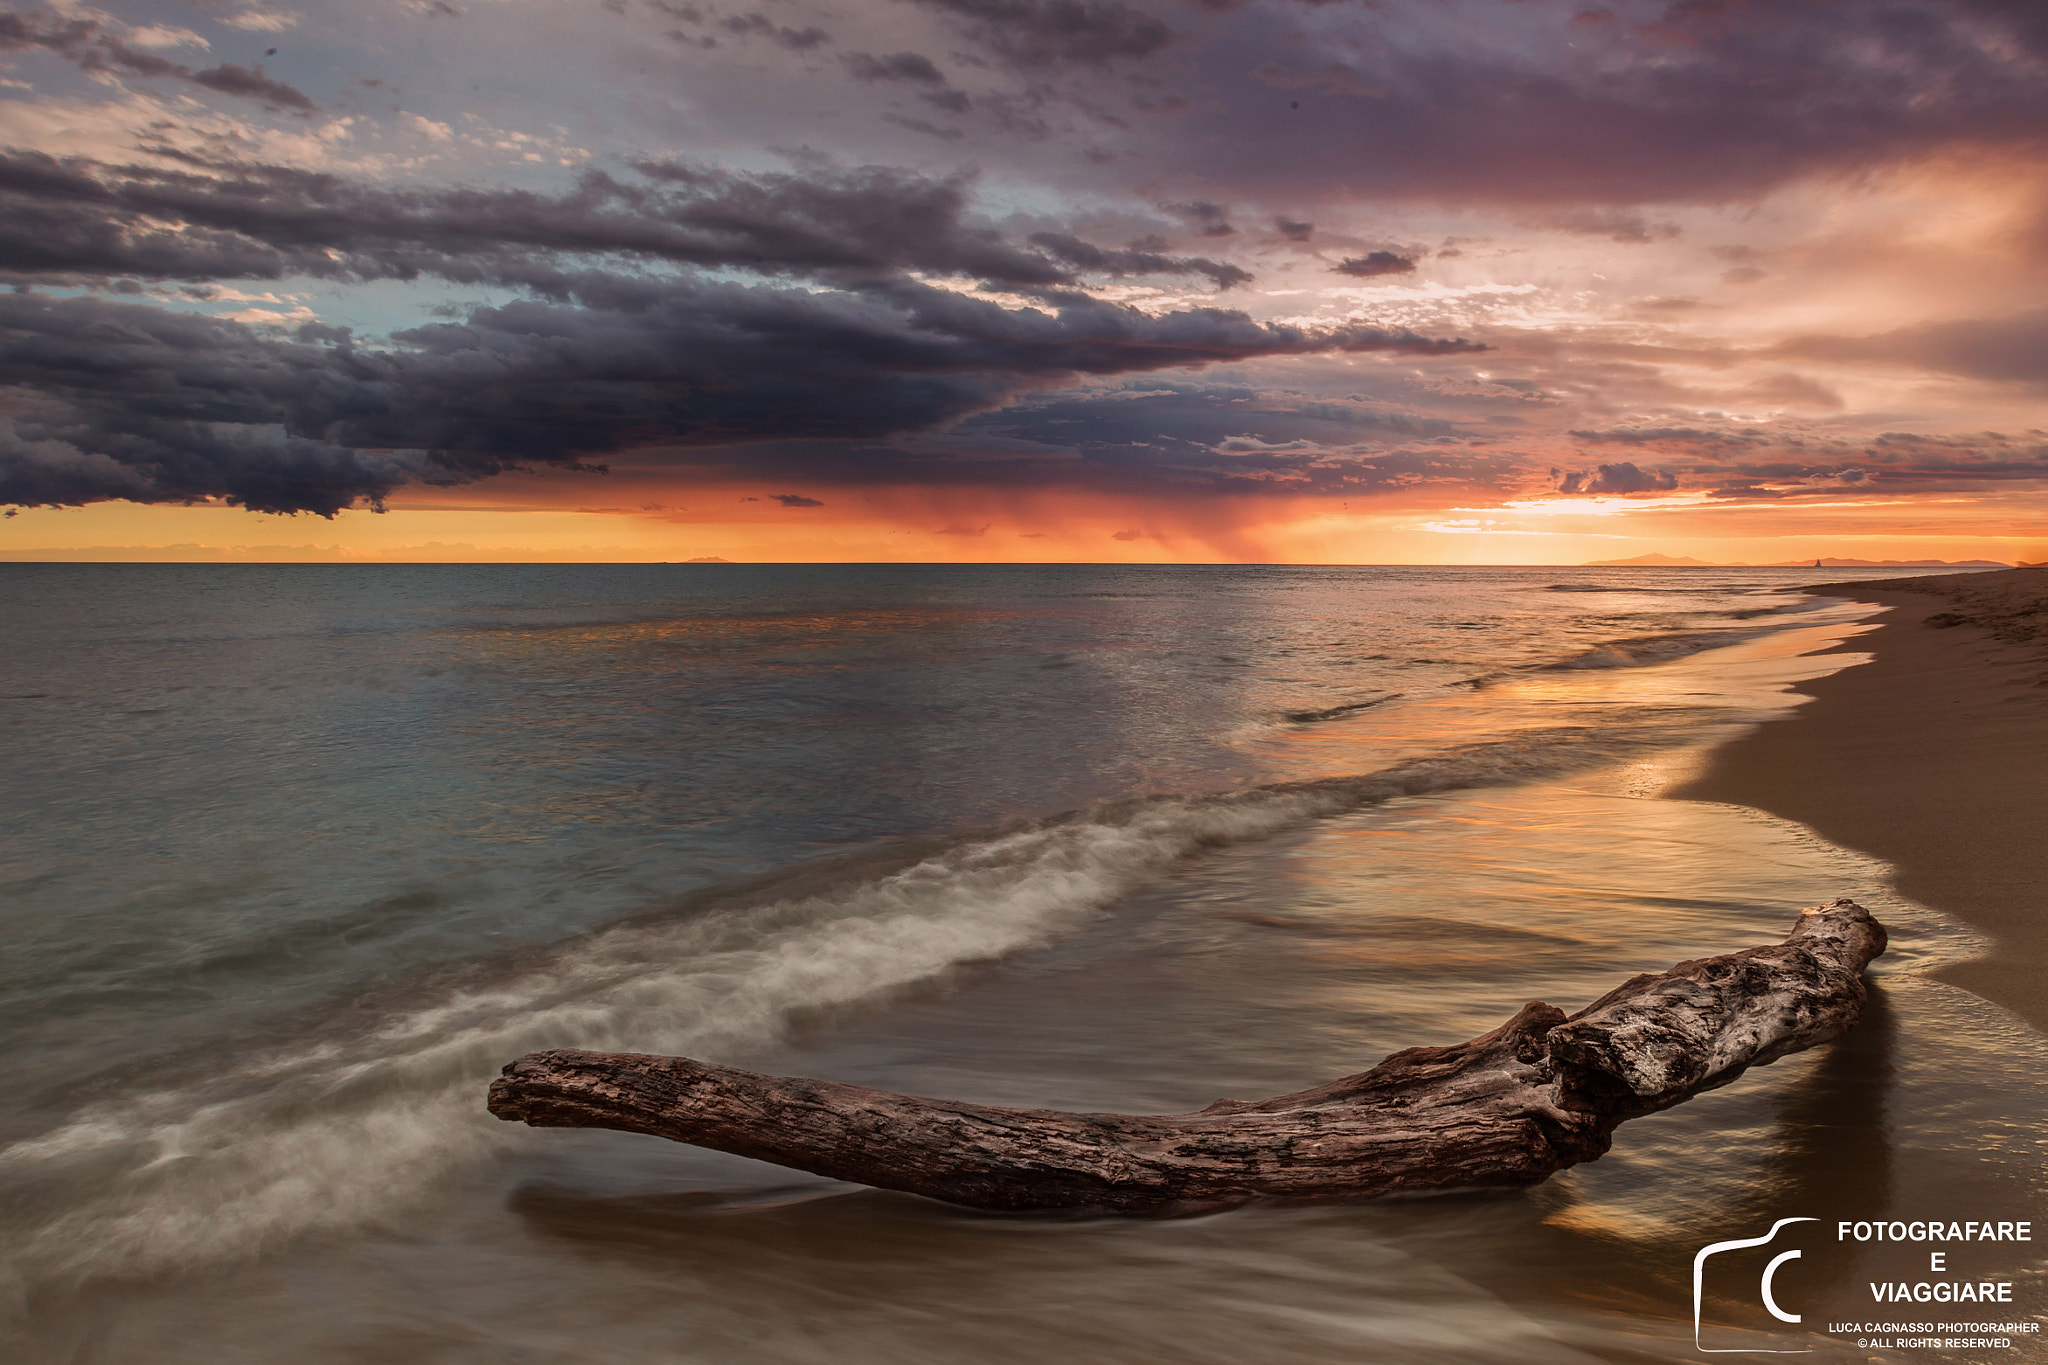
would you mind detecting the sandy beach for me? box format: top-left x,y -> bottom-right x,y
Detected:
1677,567 -> 2048,1033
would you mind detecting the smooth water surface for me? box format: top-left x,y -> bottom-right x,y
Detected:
3,564 -> 2043,1362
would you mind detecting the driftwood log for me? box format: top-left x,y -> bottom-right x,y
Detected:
488,899 -> 1886,1212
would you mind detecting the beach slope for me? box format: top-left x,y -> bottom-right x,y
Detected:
1674,568 -> 2048,1032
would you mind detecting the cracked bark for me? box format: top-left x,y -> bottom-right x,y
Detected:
486,898 -> 1887,1213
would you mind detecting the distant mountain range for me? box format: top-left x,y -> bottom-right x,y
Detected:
1582,554 -> 2013,568
1580,554 -> 1719,566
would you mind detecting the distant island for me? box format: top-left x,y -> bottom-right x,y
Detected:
1583,554 -> 2012,568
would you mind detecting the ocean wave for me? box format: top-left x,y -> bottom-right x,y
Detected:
1282,695 -> 1402,723
0,715 -> 1721,1289
1539,632 -> 1743,670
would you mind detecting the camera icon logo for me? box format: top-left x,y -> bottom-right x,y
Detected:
1693,1217 -> 1817,1354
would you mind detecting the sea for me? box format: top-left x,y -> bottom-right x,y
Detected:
2,563 -> 2044,1363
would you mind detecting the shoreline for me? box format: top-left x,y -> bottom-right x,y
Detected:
1673,568 -> 2048,1033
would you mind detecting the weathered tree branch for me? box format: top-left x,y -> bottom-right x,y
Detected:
487,899 -> 1887,1212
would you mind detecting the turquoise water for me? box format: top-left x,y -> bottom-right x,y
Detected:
2,564 -> 2042,1361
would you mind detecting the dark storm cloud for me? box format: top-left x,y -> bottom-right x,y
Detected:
1332,252 -> 1415,279
742,430 -> 1527,499
185,64 -> 319,111
0,283 -> 1476,514
1180,0 -> 2048,204
960,383 -> 1458,456
842,50 -> 947,83
0,10 -> 317,112
0,150 -> 1259,294
1024,232 -> 1249,288
0,134 -> 1484,516
1551,461 -> 1676,494
899,0 -> 1176,67
1159,201 -> 1234,238
722,12 -> 832,47
1063,440 -> 1529,498
920,382 -> 1525,497
841,49 -> 976,112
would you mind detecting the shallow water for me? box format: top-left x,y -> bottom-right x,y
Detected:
3,564 -> 2043,1361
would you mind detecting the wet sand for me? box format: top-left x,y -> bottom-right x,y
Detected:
1675,567 -> 2048,1033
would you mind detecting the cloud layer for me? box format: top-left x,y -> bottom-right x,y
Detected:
0,282 -> 1474,513
1,0 -> 2046,549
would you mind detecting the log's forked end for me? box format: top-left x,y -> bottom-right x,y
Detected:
1546,898 -> 1887,1112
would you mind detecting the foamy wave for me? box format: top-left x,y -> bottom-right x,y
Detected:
0,718 -> 1713,1287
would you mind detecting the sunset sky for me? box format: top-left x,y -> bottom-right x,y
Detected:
2,0 -> 2045,564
